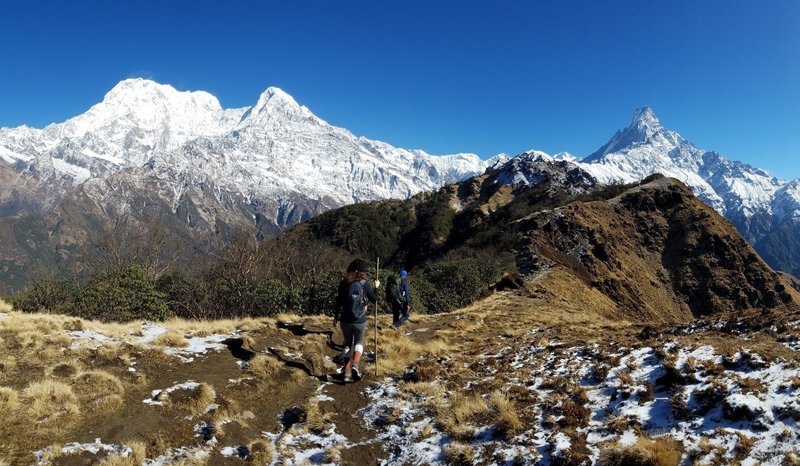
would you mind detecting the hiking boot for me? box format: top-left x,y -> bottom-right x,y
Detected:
343,367 -> 352,382
351,362 -> 362,381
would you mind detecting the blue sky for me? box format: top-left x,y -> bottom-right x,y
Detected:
2,1 -> 798,178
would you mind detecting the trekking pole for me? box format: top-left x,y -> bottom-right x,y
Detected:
375,257 -> 380,378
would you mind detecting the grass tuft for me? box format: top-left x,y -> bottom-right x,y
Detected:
489,391 -> 524,440
46,360 -> 82,379
323,445 -> 342,463
72,370 -> 125,413
246,354 -> 283,380
152,330 -> 189,348
599,435 -> 683,466
0,356 -> 17,379
0,386 -> 20,415
247,438 -> 274,464
305,397 -> 330,434
97,442 -> 147,466
436,392 -> 489,440
444,441 -> 475,465
21,380 -> 80,429
166,382 -> 216,413
0,299 -> 12,313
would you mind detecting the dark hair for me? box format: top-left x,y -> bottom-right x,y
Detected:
347,259 -> 369,273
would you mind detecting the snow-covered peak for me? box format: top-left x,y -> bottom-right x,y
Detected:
584,106 -> 675,162
631,106 -> 661,131
553,152 -> 578,162
47,78 -> 233,146
494,150 -> 596,193
773,180 -> 800,223
103,78 -> 221,110
519,150 -> 553,163
239,86 -> 315,127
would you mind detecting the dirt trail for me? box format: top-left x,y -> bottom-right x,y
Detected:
8,276 -> 626,466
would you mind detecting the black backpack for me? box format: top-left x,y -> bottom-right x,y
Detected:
385,274 -> 404,306
341,279 -> 367,322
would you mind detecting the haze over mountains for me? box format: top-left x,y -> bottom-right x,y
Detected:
0,78 -> 798,291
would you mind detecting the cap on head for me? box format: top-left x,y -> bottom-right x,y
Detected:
399,269 -> 408,278
347,259 -> 369,273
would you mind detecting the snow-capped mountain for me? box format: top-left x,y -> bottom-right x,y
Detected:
493,150 -> 596,194
0,79 -> 499,291
575,107 -> 800,276
0,79 -> 497,222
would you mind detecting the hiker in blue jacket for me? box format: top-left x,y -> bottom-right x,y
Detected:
389,269 -> 411,329
333,259 -> 379,381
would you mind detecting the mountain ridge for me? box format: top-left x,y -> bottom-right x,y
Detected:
575,107 -> 800,276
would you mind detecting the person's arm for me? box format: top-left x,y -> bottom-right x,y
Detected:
402,280 -> 411,305
363,280 -> 378,304
333,279 -> 346,323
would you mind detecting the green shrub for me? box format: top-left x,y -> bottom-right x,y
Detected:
303,269 -> 343,316
156,271 -> 211,319
248,279 -> 304,316
415,256 -> 506,313
13,276 -> 77,315
76,264 -> 170,322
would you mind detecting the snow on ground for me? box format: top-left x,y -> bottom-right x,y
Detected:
143,381 -> 201,406
67,322 -> 235,359
357,329 -> 800,465
34,439 -> 133,464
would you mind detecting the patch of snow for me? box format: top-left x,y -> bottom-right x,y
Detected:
34,439 -> 131,464
143,381 -> 201,406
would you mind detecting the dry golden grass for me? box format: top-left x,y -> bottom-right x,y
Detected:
435,392 -> 489,440
152,330 -> 189,348
71,370 -> 125,413
165,382 -> 216,413
489,391 -> 524,439
401,381 -> 447,412
734,375 -> 767,395
235,317 -> 271,334
248,439 -> 274,464
305,397 -> 330,434
616,368 -> 635,387
323,445 -> 342,463
0,386 -> 20,415
606,415 -> 644,435
46,360 -> 82,379
0,299 -> 12,313
598,436 -> 683,466
785,452 -> 800,466
557,399 -> 592,428
444,441 -> 475,465
0,355 -> 17,379
11,329 -> 48,351
246,354 -> 283,380
21,380 -> 80,429
164,317 -> 239,337
791,376 -> 800,390
377,330 -> 453,376
733,432 -> 754,461
96,442 -> 147,466
81,320 -> 138,340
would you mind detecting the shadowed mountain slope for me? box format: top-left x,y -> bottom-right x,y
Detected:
515,177 -> 797,324
293,156 -> 798,325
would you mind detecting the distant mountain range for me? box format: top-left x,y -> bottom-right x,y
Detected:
573,107 -> 800,277
0,79 -> 797,291
0,79 -> 500,291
